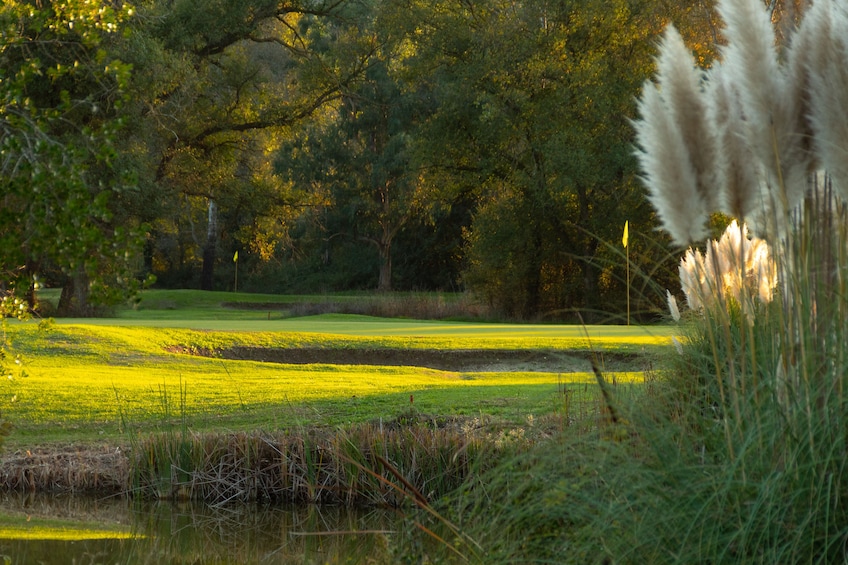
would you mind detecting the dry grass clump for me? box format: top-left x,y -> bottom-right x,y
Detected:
129,420 -> 521,507
0,418 -> 547,509
0,445 -> 128,494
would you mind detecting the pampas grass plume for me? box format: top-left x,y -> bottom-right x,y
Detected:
707,64 -> 763,221
633,26 -> 710,245
677,221 -> 776,312
716,0 -> 781,171
806,0 -> 848,202
666,289 -> 681,322
679,248 -> 706,311
717,0 -> 811,217
634,80 -> 708,245
655,27 -> 720,212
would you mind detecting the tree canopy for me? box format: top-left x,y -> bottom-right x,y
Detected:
1,0 -> 733,320
0,0 -> 141,314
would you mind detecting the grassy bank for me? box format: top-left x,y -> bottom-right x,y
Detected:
0,289 -> 665,514
0,321 -> 655,445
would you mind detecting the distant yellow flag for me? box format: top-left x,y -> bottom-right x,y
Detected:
622,221 -> 629,248
233,250 -> 239,262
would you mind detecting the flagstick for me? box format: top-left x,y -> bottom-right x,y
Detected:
623,220 -> 630,326
233,251 -> 239,293
626,243 -> 630,326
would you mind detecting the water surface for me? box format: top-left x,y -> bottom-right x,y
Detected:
0,493 -> 399,563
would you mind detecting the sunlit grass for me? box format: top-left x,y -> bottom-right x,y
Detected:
0,319 -> 656,445
30,316 -> 673,352
38,289 -> 674,350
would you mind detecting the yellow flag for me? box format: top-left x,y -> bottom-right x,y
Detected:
233,250 -> 239,262
622,221 -> 629,248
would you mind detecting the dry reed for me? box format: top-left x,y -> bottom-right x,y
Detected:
128,421 -> 528,507
0,445 -> 129,494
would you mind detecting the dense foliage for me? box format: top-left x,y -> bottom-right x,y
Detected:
1,0 -> 722,319
0,0 -> 142,315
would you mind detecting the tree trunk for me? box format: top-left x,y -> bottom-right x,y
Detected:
377,240 -> 392,292
523,224 -> 543,319
57,268 -> 91,316
24,260 -> 38,311
143,231 -> 155,279
200,199 -> 217,291
576,184 -> 601,321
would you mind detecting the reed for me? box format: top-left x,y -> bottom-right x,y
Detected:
129,423 -> 518,507
0,445 -> 128,494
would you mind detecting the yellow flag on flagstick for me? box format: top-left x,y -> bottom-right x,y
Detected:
622,221 -> 629,248
233,250 -> 239,262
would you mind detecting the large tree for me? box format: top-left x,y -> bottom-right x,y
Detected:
276,32 -> 436,291
375,0 -> 719,320
120,0 -> 373,290
0,0 -> 142,314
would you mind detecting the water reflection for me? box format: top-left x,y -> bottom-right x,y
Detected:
0,493 -> 398,564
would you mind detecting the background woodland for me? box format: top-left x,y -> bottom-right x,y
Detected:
3,0 -> 800,320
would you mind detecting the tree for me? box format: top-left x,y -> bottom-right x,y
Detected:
364,0 -> 720,320
384,0 -> 654,318
0,0 -> 142,315
277,44 -> 435,291
119,0 -> 373,290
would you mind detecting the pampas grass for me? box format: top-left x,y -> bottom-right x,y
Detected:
717,0 -> 812,219
580,0 -> 848,561
677,220 -> 777,313
707,65 -> 762,220
633,35 -> 710,246
807,0 -> 848,201
633,0 -> 824,242
655,27 -> 720,212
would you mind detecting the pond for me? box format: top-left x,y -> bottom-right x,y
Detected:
0,493 -> 404,564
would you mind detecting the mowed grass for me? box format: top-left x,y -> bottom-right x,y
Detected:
50,289 -> 674,350
2,291 -> 672,446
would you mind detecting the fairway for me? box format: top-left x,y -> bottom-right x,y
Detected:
2,299 -> 670,445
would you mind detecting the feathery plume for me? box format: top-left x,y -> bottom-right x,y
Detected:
667,289 -> 681,322
679,248 -> 706,311
677,221 -> 776,312
806,0 -> 848,202
633,77 -> 709,245
707,63 -> 764,222
717,0 -> 811,218
655,27 -> 720,212
671,335 -> 684,356
753,239 -> 777,304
